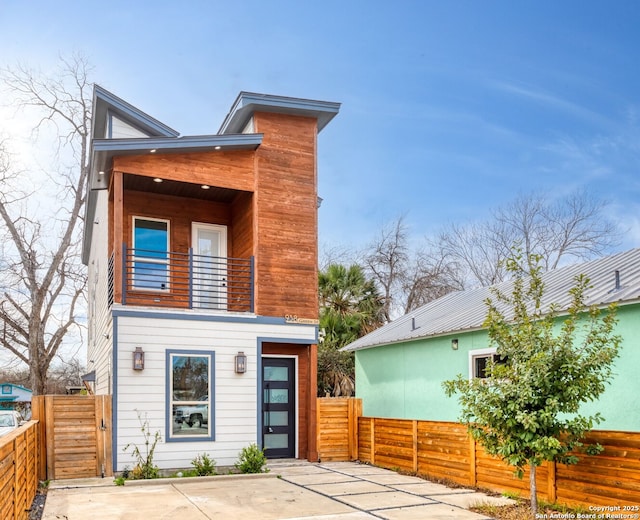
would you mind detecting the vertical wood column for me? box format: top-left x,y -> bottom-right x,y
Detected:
112,171 -> 124,303
307,344 -> 318,461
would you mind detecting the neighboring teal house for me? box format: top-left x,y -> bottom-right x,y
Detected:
0,383 -> 33,410
343,248 -> 640,432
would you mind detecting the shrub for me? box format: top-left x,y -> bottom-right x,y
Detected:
235,443 -> 269,474
191,453 -> 217,476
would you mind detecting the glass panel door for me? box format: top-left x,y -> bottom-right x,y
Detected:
262,358 -> 295,458
192,223 -> 227,309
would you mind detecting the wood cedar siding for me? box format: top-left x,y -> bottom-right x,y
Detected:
122,190 -> 231,252
253,112 -> 319,320
230,191 -> 254,261
262,342 -> 317,460
112,151 -> 256,192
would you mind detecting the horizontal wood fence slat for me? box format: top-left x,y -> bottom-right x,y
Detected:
316,399 -> 640,508
0,421 -> 41,520
356,414 -> 640,508
317,397 -> 361,461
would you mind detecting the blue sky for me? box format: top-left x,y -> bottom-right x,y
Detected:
1,0 -> 640,252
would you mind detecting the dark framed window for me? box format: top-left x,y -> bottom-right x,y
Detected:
470,348 -> 507,379
133,217 -> 169,290
166,350 -> 215,441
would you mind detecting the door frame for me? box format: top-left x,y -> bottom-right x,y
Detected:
191,222 -> 228,308
260,354 -> 298,458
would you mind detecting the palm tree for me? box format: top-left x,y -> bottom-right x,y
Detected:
318,264 -> 384,396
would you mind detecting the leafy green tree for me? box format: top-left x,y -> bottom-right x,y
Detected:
318,264 -> 384,396
443,253 -> 620,515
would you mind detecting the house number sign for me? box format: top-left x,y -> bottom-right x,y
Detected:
285,315 -> 319,325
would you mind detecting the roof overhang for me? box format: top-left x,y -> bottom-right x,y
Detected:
89,133 -> 263,190
82,133 -> 262,264
92,85 -> 179,139
219,91 -> 341,134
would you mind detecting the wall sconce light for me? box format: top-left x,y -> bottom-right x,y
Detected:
235,351 -> 247,374
451,339 -> 459,351
133,347 -> 145,371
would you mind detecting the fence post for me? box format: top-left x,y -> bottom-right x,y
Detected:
412,420 -> 418,473
45,395 -> 55,480
547,460 -> 556,503
370,418 -> 376,465
31,395 -> 47,480
348,398 -> 360,460
469,436 -> 477,487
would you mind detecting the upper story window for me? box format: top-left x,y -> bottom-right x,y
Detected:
469,348 -> 507,379
133,217 -> 169,290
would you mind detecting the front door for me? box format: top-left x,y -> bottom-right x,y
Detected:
192,223 -> 227,309
262,358 -> 296,458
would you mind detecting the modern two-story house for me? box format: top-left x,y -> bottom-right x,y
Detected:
83,86 -> 339,471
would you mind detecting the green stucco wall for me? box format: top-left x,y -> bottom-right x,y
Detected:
355,303 -> 640,431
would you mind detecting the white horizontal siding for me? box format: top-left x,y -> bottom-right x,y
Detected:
114,314 -> 314,469
109,115 -> 150,138
87,191 -> 113,395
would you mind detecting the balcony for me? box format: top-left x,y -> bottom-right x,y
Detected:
108,246 -> 254,312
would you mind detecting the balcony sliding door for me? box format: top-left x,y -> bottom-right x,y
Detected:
192,223 -> 227,309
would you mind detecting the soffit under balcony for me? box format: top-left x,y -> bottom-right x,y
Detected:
123,173 -> 243,203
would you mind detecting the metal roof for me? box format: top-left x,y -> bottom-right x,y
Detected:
343,248 -> 640,352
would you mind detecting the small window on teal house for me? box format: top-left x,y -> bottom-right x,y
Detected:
469,348 -> 507,379
1,385 -> 11,395
166,350 -> 215,442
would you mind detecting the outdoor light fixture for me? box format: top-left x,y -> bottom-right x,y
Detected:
451,339 -> 459,350
201,184 -> 210,190
133,347 -> 145,371
235,352 -> 247,374
153,177 -> 163,183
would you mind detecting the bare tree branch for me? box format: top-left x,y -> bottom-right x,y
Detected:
436,190 -> 621,287
0,54 -> 91,394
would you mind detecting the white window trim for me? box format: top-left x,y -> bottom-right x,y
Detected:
468,347 -> 497,380
132,216 -> 170,291
167,350 -> 215,442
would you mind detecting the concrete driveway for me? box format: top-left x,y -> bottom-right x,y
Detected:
43,461 -> 512,519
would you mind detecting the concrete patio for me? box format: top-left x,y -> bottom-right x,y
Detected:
42,461 -> 513,519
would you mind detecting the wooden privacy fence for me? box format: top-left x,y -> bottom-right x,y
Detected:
315,399 -> 640,508
317,397 -> 361,461
359,416 -> 640,508
0,421 -> 41,520
32,395 -> 113,480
